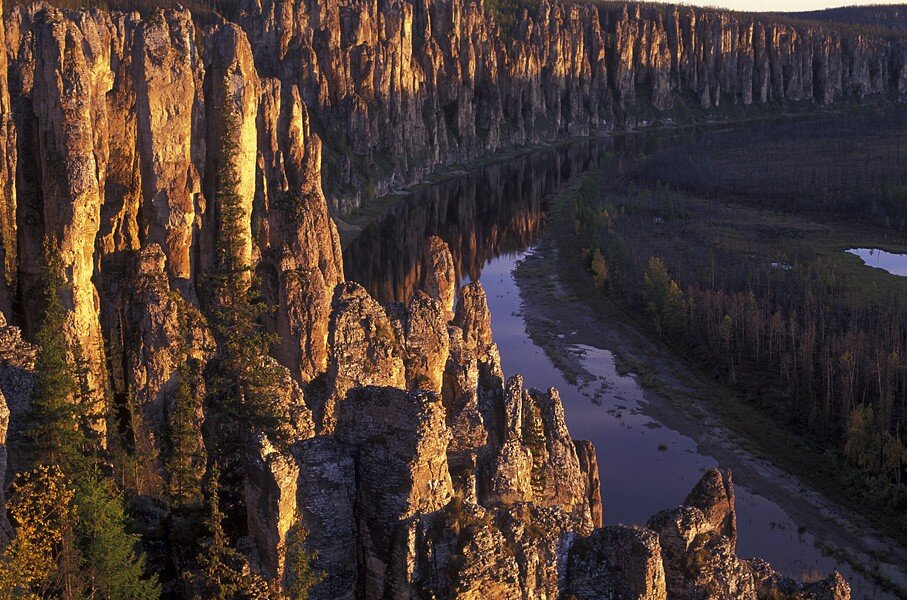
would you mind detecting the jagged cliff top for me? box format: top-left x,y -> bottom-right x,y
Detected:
5,0 -> 907,39
789,3 -> 907,31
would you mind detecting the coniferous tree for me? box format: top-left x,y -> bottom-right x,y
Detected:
24,249 -> 89,476
74,470 -> 161,599
167,359 -> 206,509
205,76 -> 287,460
16,247 -> 160,599
284,514 -> 324,600
190,464 -> 268,600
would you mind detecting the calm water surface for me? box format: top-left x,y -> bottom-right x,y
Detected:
846,248 -> 907,277
345,133 -> 895,600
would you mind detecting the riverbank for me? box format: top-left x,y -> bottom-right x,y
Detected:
512,176 -> 907,596
334,105 -> 865,249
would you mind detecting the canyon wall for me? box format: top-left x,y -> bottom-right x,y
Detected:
236,0 -> 907,211
0,0 -> 885,597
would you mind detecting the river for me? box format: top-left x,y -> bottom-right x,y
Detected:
343,131 -> 901,600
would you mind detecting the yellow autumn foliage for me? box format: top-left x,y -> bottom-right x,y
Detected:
0,465 -> 75,600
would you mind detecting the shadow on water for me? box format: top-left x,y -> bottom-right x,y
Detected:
344,125 -> 704,301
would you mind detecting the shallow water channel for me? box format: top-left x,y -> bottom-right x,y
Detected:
344,133 -> 897,600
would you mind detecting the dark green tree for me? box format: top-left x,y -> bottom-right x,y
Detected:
166,359 -> 206,508
205,76 -> 287,458
191,464 -> 268,600
74,470 -> 161,599
24,248 -> 89,477
21,247 -> 160,599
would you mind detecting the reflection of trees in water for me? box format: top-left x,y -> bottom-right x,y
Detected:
344,140 -> 609,303
343,122 -> 735,304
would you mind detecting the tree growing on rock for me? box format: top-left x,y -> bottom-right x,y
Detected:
205,75 -> 287,460
13,248 -> 160,599
167,359 -> 207,509
284,513 -> 324,600
188,464 -> 269,599
23,249 -> 91,475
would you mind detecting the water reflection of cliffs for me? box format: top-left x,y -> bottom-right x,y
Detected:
344,140 -> 609,303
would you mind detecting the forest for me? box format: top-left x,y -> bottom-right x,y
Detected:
569,112 -> 907,529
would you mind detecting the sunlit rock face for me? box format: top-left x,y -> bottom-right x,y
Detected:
320,281 -> 407,433
236,0 -> 907,211
133,9 -> 204,284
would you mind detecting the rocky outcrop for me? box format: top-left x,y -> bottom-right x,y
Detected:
648,505 -> 755,599
751,559 -> 852,600
132,9 -> 204,284
203,22 -> 260,279
564,469 -> 850,600
292,436 -> 358,600
420,236 -> 457,319
243,434 -> 302,582
566,526 -> 667,600
2,0 -> 902,448
334,386 -> 454,599
233,0 -> 907,212
25,5 -> 122,440
320,282 -> 406,432
0,312 -> 36,481
121,244 -> 215,497
0,313 -> 34,548
684,467 -> 737,548
575,439 -> 604,528
403,291 -> 449,393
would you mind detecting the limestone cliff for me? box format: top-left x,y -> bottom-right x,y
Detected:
235,0 -> 907,211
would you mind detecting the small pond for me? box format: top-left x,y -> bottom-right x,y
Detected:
846,248 -> 907,277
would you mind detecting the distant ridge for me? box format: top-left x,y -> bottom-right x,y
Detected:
789,4 -> 907,31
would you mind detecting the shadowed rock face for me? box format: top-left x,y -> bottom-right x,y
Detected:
0,312 -> 34,547
121,243 -> 215,497
567,526 -> 668,600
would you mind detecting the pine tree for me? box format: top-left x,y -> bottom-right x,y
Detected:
24,248 -> 88,477
18,247 -> 160,599
74,470 -> 161,599
191,464 -> 268,600
167,359 -> 206,509
205,75 -> 287,458
284,513 -> 324,600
